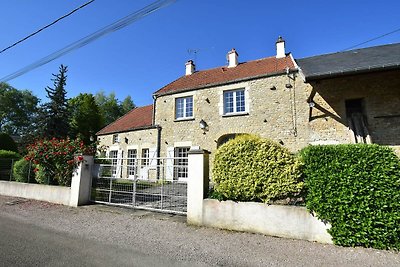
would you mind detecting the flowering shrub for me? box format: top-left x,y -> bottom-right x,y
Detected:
25,138 -> 95,186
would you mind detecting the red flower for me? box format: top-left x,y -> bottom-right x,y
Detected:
77,155 -> 84,161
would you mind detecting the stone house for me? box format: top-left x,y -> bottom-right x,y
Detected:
97,39 -> 400,180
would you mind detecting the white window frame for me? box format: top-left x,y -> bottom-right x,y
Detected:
127,149 -> 137,178
141,148 -> 149,166
223,88 -> 246,115
175,96 -> 194,120
112,134 -> 119,144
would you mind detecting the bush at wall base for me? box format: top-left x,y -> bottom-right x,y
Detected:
212,134 -> 303,203
13,158 -> 36,183
300,144 -> 400,250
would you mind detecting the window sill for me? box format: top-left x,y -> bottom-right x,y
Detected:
222,112 -> 249,118
174,117 -> 195,122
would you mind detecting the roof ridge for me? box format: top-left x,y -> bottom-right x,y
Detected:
298,42 -> 400,60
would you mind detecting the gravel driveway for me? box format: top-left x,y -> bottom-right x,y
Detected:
0,195 -> 399,267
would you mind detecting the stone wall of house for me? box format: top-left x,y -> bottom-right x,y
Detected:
154,73 -> 311,160
307,70 -> 400,155
97,128 -> 158,156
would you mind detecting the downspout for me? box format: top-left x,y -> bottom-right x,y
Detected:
153,94 -> 162,180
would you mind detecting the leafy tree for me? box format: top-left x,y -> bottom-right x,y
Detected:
0,83 -> 40,136
40,64 -> 69,138
94,91 -> 135,127
0,133 -> 18,152
120,95 -> 136,114
68,93 -> 103,144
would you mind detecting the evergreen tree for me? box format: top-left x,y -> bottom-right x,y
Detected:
41,64 -> 69,138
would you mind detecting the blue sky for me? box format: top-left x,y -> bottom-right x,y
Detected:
1,0 -> 399,106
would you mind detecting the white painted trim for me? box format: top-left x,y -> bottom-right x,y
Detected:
174,141 -> 192,147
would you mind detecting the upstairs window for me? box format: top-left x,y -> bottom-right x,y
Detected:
175,96 -> 193,119
112,134 -> 119,144
223,89 -> 246,115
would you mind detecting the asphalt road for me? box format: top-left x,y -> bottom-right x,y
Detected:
0,214 -> 204,267
0,195 -> 399,267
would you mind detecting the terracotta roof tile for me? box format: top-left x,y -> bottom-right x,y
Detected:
154,55 -> 296,96
97,104 -> 154,135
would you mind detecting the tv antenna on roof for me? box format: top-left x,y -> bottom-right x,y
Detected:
187,48 -> 200,62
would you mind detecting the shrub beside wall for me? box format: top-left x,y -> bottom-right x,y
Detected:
212,135 -> 303,203
13,158 -> 35,183
300,144 -> 400,250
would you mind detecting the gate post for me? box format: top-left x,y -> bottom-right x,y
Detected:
70,155 -> 93,207
187,146 -> 209,225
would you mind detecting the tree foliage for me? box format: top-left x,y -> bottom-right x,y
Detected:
0,82 -> 40,136
94,90 -> 135,127
68,93 -> 103,144
0,132 -> 18,152
40,64 -> 70,138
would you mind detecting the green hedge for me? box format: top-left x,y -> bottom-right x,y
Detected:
300,144 -> 400,250
212,135 -> 303,203
0,150 -> 21,159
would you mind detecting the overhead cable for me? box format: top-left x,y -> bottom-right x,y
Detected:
0,0 -> 176,82
0,0 -> 95,55
341,26 -> 400,51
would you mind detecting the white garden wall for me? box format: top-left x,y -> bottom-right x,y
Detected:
0,181 -> 71,205
0,156 -> 93,207
201,199 -> 332,244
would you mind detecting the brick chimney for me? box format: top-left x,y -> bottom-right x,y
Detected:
276,36 -> 286,58
227,48 -> 238,68
185,60 -> 195,75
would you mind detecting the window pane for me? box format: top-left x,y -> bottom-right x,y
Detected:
174,147 -> 190,180
224,91 -> 234,113
236,90 -> 245,112
175,98 -> 184,118
185,97 -> 193,117
141,149 -> 149,166
127,149 -> 137,176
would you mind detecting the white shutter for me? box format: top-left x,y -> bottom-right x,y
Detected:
166,147 -> 175,181
149,148 -> 157,167
116,150 -> 123,178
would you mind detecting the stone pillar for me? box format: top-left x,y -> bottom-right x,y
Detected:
187,147 -> 210,225
70,155 -> 93,207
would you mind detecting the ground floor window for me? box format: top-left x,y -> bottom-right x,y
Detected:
141,148 -> 149,166
174,147 -> 190,180
110,150 -> 118,177
127,149 -> 137,177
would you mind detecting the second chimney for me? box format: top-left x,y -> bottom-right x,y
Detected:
276,36 -> 286,58
185,60 -> 195,75
227,48 -> 238,68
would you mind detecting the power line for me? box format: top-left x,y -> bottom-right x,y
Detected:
0,0 -> 177,83
0,0 -> 95,55
341,26 -> 400,51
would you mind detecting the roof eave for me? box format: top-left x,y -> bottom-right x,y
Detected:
96,125 -> 157,136
154,68 -> 298,97
304,64 -> 400,82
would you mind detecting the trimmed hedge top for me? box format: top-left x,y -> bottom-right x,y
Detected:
0,149 -> 21,159
300,144 -> 400,250
212,135 -> 303,203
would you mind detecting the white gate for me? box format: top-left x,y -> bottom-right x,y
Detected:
91,157 -> 188,214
